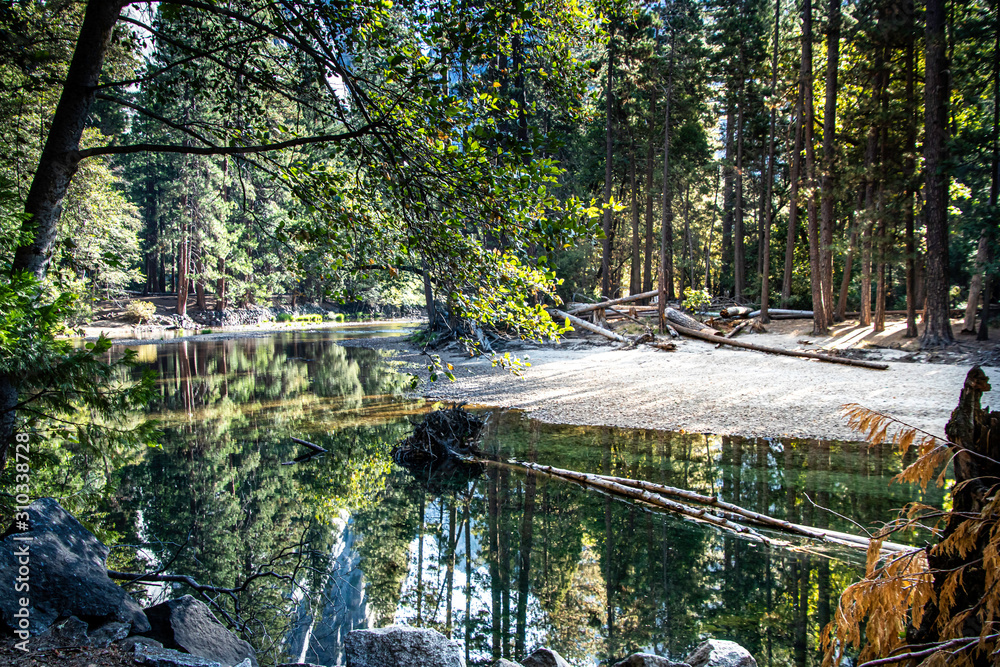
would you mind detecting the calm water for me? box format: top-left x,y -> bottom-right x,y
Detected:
82,330 -> 940,666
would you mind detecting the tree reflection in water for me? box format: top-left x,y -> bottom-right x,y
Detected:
89,332 -> 942,667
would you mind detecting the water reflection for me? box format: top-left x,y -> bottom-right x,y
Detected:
95,332 -> 941,667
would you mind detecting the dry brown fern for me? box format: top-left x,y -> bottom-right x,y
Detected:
822,398 -> 1000,667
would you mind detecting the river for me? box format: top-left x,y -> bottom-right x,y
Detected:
82,328 -> 942,666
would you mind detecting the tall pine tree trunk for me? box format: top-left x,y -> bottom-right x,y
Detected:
921,0 -> 955,347
820,0 -> 840,325
659,39 -> 675,333
803,0 -> 827,333
781,35 -> 807,308
904,4 -> 919,337
761,0 -> 781,323
734,86 -> 746,300
722,101 -> 735,295
643,101 -> 656,296
630,137 -> 641,295
602,27 -> 616,298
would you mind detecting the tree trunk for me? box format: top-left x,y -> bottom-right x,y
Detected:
820,0 -> 840,325
658,40 -> 675,333
734,85 -> 746,300
761,0 -> 781,324
781,39 -> 807,308
921,0 -> 954,347
195,258 -> 207,311
602,26 -> 615,299
722,101 -> 735,295
630,138 -> 641,296
803,0 -> 826,334
423,263 -> 436,327
643,100 -> 656,296
836,198 -> 861,321
902,24 -> 918,337
216,258 -> 227,312
176,225 -> 190,317
10,0 -> 124,278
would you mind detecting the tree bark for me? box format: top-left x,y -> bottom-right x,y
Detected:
10,0 -> 125,278
643,100 -> 656,296
734,86 -> 746,300
722,101 -> 735,295
904,8 -> 919,338
176,225 -> 190,317
921,0 -> 955,347
658,38 -> 675,333
760,0 -> 780,324
630,138 -> 641,296
803,0 -> 827,334
836,198 -> 862,321
820,0 -> 840,325
781,34 -> 807,308
602,25 -> 616,299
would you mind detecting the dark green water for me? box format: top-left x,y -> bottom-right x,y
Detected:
81,330 -> 941,667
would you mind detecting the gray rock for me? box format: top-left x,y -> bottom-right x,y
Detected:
685,640 -> 757,667
118,635 -> 165,650
134,642 -> 222,667
492,660 -> 524,667
345,625 -> 465,667
31,615 -> 91,650
142,595 -> 257,667
0,497 -> 150,635
522,648 -> 571,667
613,653 -> 690,667
277,663 -> 326,667
89,620 -> 131,647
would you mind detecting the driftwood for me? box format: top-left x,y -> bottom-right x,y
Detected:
392,406 -> 486,468
502,461 -> 913,555
282,437 -> 328,465
670,322 -> 890,370
566,290 -> 660,316
551,308 -> 627,342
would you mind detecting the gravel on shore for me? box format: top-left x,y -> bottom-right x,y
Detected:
412,338 -> 999,441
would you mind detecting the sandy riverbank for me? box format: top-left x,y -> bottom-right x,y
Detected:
407,318 -> 1000,441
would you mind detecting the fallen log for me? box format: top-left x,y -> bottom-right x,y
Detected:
282,437 -> 329,465
500,461 -> 914,555
664,307 -> 722,335
721,306 -> 754,318
551,308 -> 626,342
670,322 -> 890,370
747,308 -> 813,318
566,289 -> 660,316
726,320 -> 753,338
498,461 -> 780,545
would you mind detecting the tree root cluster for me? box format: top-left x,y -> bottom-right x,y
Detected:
392,405 -> 486,468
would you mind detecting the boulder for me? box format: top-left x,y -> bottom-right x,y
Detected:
492,660 -> 524,667
141,595 -> 258,667
613,653 -> 690,667
521,648 -> 572,667
345,626 -> 465,667
31,615 -> 91,650
0,497 -> 150,635
89,620 -> 131,646
119,635 -> 165,651
134,642 -> 223,667
685,640 -> 757,667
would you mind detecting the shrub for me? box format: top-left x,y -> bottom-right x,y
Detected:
125,299 -> 156,323
201,329 -> 212,335
291,313 -> 322,323
681,287 -> 711,312
275,313 -> 292,322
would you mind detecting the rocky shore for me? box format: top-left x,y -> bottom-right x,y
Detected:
2,499 -> 760,667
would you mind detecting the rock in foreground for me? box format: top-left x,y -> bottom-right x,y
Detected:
142,595 -> 257,667
346,626 -> 465,667
613,653 -> 691,667
686,640 -> 757,667
521,648 -> 572,667
0,497 -> 150,635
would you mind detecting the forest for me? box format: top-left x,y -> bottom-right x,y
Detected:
1,0 -> 997,346
1,0 -> 999,666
